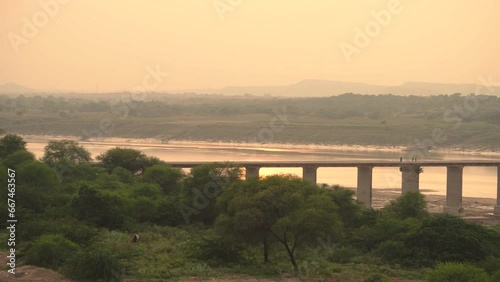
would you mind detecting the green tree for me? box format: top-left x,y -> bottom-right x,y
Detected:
96,147 -> 160,173
112,166 -> 135,183
142,164 -> 184,195
71,183 -> 127,229
0,134 -> 27,158
3,150 -> 35,169
326,184 -> 374,229
383,191 -> 428,220
17,161 -> 60,213
404,215 -> 500,265
181,162 -> 242,224
42,140 -> 91,166
217,174 -> 342,274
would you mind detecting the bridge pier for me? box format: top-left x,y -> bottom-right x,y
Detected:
444,165 -> 463,215
245,166 -> 260,179
495,166 -> 500,217
303,166 -> 318,184
400,165 -> 420,193
357,166 -> 373,208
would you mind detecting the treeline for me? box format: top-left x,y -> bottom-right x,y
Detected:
2,93 -> 500,123
1,131 -> 500,281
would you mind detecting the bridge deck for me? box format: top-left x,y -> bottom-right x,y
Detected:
166,160 -> 500,168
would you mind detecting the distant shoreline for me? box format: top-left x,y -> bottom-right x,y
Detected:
20,134 -> 500,157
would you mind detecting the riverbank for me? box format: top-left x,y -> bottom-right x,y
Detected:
19,134 -> 500,157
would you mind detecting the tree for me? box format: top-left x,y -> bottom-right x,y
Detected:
382,191 -> 428,220
181,162 -> 242,225
96,147 -> 160,173
3,150 -> 35,169
217,174 -> 342,274
17,161 -> 60,213
325,184 -> 374,229
142,164 -> 184,195
42,140 -> 91,166
0,133 -> 27,158
71,183 -> 127,229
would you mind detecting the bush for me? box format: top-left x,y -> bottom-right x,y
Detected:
491,270 -> 500,282
327,246 -> 359,263
426,262 -> 490,282
64,248 -> 123,282
478,257 -> 500,275
375,240 -> 415,265
191,232 -> 244,266
405,215 -> 494,265
364,273 -> 389,282
24,234 -> 80,269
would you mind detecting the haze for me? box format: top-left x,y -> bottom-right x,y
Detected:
1,0 -> 499,92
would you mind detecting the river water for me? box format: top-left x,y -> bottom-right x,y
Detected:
24,138 -> 499,199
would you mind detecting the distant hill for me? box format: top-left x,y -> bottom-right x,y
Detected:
0,83 -> 34,94
172,79 -> 500,97
2,80 -> 499,97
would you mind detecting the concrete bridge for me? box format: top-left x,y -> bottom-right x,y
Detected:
167,160 -> 500,216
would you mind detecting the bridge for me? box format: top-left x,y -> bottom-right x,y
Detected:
166,160 -> 500,217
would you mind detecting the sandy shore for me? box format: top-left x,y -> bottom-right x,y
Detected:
19,134 -> 500,156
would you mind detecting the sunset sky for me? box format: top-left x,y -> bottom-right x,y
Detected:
1,0 -> 499,92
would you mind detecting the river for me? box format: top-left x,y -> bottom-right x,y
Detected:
24,136 -> 500,199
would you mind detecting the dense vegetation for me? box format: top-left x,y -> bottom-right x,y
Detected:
1,132 -> 500,281
1,93 -> 500,150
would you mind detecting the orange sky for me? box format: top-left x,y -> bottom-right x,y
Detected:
1,0 -> 499,92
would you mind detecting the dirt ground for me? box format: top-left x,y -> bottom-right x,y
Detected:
0,191 -> 497,282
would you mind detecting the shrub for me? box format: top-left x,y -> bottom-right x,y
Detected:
426,262 -> 490,282
64,248 -> 123,282
405,215 -> 493,265
375,240 -> 415,265
364,273 -> 389,282
491,270 -> 500,282
24,234 -> 80,269
327,246 -> 359,263
478,257 -> 500,275
191,232 -> 244,266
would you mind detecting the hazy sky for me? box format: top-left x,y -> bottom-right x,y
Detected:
1,0 -> 499,92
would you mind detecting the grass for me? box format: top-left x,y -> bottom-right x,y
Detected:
0,224 -> 424,281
